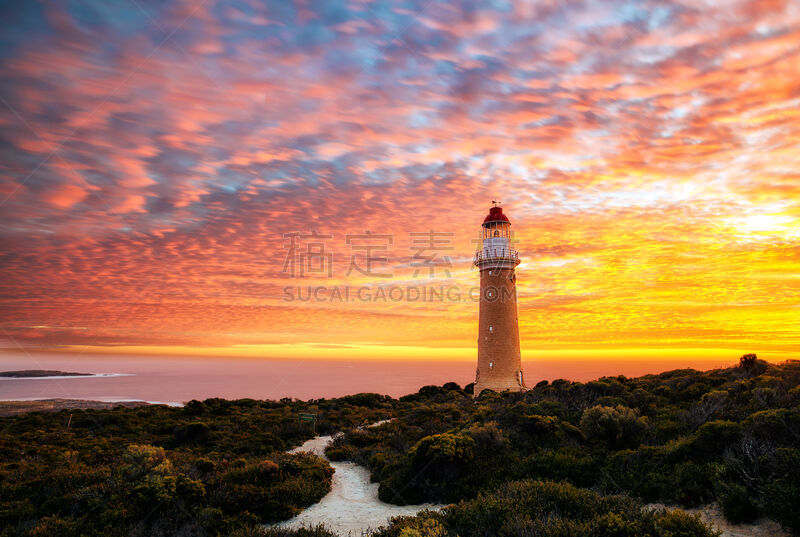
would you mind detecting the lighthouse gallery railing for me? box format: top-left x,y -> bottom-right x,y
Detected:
473,248 -> 519,264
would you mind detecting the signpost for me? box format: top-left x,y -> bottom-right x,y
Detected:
298,412 -> 317,432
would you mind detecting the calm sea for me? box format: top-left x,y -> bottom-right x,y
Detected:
0,352 -> 737,404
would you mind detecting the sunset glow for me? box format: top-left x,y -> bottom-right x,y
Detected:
1,0 -> 799,361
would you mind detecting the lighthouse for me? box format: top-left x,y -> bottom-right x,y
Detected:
473,203 -> 526,396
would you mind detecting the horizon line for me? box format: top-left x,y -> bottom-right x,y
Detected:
2,344 -> 797,363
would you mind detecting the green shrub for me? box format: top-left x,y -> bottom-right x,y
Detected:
173,421 -> 210,444
28,515 -> 82,537
716,482 -> 759,523
341,393 -> 390,408
679,421 -> 741,459
121,444 -> 173,481
580,405 -> 648,450
195,457 -> 215,472
410,432 -> 475,468
762,479 -> 800,533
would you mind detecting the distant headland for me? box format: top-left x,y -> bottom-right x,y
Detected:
0,398 -> 151,417
0,369 -> 92,378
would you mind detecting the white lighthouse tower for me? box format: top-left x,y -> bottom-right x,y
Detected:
473,202 -> 526,396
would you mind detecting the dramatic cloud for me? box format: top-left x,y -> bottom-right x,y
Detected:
1,0 -> 798,357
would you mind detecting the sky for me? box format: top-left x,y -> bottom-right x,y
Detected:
0,0 -> 798,362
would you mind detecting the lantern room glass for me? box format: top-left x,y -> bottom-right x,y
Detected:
482,221 -> 511,240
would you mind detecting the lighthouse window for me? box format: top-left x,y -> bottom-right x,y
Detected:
489,325 -> 493,333
493,230 -> 499,237
489,362 -> 494,369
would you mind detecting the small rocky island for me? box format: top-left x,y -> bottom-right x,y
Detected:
0,370 -> 92,378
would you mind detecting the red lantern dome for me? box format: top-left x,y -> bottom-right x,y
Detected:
482,206 -> 510,225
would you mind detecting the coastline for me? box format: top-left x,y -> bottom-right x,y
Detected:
0,398 -> 183,417
0,373 -> 135,380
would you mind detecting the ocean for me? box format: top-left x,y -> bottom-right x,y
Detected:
0,351 -> 738,404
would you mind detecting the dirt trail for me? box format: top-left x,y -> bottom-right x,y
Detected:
277,427 -> 790,537
274,434 -> 442,535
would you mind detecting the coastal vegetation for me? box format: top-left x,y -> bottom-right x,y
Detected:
2,357 -> 798,536
0,397 -> 391,536
326,357 -> 800,535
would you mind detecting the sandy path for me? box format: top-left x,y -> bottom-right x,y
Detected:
274,434 -> 442,536
277,435 -> 790,537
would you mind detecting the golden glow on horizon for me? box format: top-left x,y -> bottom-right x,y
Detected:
35,345 -> 796,365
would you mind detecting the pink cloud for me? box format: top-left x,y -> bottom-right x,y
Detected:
42,183 -> 88,209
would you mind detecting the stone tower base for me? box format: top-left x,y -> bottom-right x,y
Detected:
474,266 -> 526,396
